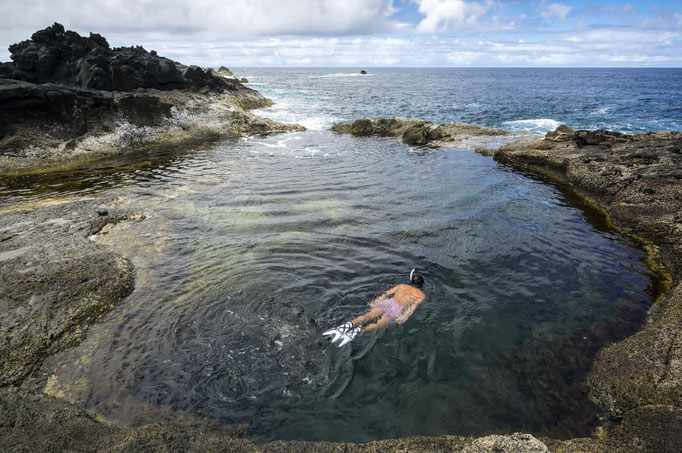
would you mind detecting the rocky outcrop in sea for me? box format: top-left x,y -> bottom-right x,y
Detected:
0,23 -> 303,174
331,116 -> 507,146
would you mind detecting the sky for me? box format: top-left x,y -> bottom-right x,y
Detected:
0,0 -> 680,67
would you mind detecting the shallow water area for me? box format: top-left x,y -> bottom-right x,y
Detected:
1,68 -> 673,443
1,129 -> 655,442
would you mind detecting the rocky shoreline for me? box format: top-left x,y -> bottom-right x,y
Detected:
2,122 -> 679,452
1,25 -> 681,452
494,126 -> 682,451
0,23 -> 303,175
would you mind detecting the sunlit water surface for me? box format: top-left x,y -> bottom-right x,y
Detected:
0,68 -> 667,442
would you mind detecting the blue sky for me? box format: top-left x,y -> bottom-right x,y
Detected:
1,0 -> 680,67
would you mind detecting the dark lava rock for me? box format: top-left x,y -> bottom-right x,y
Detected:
240,77 -> 248,83
96,210 -> 108,216
360,70 -> 367,74
545,124 -> 575,142
574,129 -> 632,147
2,22 -> 240,93
401,122 -> 446,146
0,79 -> 172,137
331,117 -> 507,145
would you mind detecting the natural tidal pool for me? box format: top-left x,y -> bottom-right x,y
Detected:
1,129 -> 659,442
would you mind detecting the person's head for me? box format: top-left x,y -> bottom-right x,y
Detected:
409,268 -> 424,288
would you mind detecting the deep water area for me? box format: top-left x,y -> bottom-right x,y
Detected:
1,68 -> 673,443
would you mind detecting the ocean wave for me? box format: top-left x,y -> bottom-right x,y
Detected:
252,98 -> 339,130
590,107 -> 611,115
503,118 -> 563,133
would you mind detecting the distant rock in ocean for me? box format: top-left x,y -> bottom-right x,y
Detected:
0,22 -> 237,93
360,70 -> 367,74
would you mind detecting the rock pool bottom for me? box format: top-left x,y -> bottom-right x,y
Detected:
2,130 -> 658,443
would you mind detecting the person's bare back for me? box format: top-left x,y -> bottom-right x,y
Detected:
323,269 -> 426,347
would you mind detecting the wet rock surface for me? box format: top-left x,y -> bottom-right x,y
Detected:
331,116 -> 508,146
491,127 -> 682,451
0,199 -> 136,387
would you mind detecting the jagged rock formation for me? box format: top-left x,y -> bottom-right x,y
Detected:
0,24 -> 303,173
0,23 -> 240,93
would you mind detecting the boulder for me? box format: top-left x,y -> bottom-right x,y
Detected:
216,66 -> 233,76
545,124 -> 575,142
402,122 -> 446,146
240,77 -> 248,83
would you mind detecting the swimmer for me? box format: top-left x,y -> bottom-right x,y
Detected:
323,269 -> 426,347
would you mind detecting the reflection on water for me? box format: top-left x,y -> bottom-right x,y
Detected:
3,130 -> 657,442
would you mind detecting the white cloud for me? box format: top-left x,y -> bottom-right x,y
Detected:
0,0 -> 398,41
541,2 -> 572,20
414,0 -> 494,33
0,0 -> 680,68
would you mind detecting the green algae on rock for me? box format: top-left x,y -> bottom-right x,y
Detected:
490,126 -> 682,450
0,199 -> 137,387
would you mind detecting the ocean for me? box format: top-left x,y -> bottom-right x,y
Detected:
247,67 -> 682,133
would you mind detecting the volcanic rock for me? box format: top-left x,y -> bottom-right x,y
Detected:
1,22 -> 238,93
331,116 -> 507,146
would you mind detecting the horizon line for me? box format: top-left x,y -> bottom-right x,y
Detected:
225,66 -> 682,69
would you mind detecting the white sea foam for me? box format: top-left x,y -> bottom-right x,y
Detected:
503,118 -> 563,133
259,134 -> 303,149
253,97 -> 338,130
590,107 -> 611,115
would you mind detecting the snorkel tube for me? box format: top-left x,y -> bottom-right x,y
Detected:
410,268 -> 416,282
